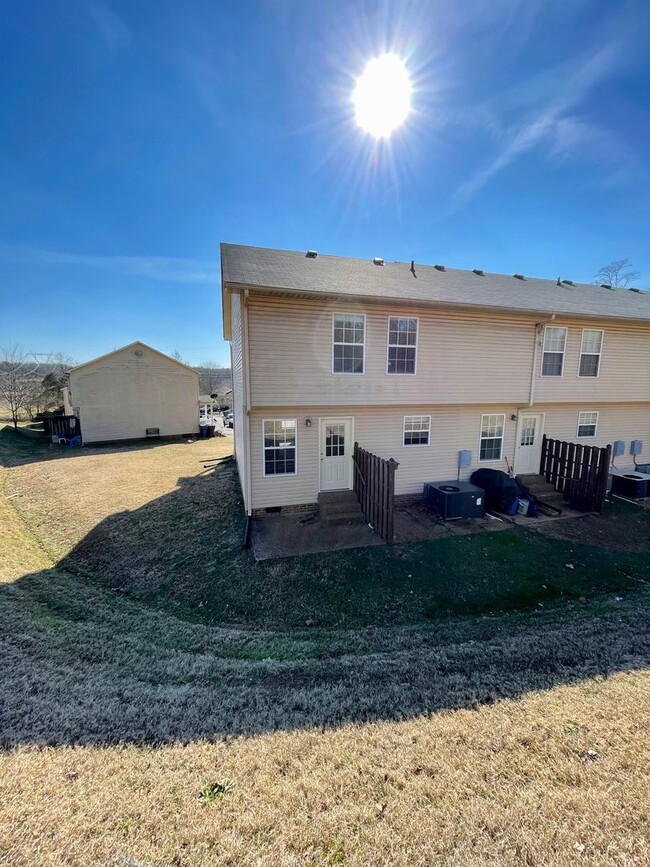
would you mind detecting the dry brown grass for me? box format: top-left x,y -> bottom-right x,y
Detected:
1,675 -> 648,866
1,427 -> 649,866
3,434 -> 233,559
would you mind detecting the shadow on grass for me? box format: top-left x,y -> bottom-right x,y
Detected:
1,450 -> 649,746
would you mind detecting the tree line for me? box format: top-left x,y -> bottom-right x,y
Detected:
0,346 -> 74,430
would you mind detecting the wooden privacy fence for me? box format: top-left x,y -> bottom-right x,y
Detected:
353,442 -> 399,543
43,415 -> 81,441
540,435 -> 611,512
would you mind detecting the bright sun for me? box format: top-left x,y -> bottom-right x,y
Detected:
352,53 -> 412,139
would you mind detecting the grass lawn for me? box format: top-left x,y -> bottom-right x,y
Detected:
1,425 -> 649,866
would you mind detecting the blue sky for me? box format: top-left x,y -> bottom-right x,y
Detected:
1,0 -> 649,366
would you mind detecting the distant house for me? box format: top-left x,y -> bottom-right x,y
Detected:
61,342 -> 199,444
221,243 -> 650,516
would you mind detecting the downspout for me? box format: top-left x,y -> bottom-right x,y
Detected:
527,314 -> 556,408
242,289 -> 253,517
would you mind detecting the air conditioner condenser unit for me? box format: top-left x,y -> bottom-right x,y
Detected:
423,481 -> 485,519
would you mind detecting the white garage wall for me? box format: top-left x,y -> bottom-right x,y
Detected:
69,344 -> 199,443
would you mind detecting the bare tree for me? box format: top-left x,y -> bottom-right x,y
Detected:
198,361 -> 228,397
171,349 -> 186,364
593,259 -> 640,288
27,352 -> 75,418
0,345 -> 39,429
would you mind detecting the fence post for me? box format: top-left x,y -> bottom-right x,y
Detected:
386,458 -> 398,544
595,444 -> 611,512
540,435 -> 548,476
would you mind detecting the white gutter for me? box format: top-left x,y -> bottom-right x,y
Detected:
242,289 -> 253,516
528,314 -> 556,408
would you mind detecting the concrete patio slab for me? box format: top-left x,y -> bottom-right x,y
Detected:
251,512 -> 384,561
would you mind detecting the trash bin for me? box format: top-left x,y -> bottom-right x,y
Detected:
199,424 -> 208,439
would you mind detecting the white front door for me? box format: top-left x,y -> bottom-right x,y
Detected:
514,413 -> 544,475
319,417 -> 353,491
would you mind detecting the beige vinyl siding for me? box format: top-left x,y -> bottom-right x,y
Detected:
249,405 -> 518,509
230,291 -> 247,508
250,402 -> 650,509
540,403 -> 650,467
247,295 -> 536,406
535,321 -> 650,402
69,346 -> 199,444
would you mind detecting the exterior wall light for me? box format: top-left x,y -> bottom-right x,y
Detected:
305,418 -> 312,427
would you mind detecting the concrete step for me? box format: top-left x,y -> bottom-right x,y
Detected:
317,489 -> 358,506
517,474 -> 547,487
321,510 -> 367,527
523,482 -> 557,495
319,499 -> 362,516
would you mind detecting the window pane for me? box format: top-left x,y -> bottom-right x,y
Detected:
579,354 -> 600,377
325,423 -> 345,457
542,352 -> 564,376
577,412 -> 597,438
480,438 -> 502,460
333,314 -> 364,373
481,415 -> 504,438
480,414 -> 504,460
544,327 -> 566,352
387,318 -> 417,374
520,418 -> 537,446
388,346 -> 416,374
403,416 -> 430,446
581,330 -> 602,354
264,420 -> 296,474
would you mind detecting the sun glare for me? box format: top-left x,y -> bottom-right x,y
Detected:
352,53 -> 412,139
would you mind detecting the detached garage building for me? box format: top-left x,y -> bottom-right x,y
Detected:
61,342 -> 200,444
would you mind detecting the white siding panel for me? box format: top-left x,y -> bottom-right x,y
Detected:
535,321 -> 650,402
250,402 -> 650,508
69,347 -> 199,443
250,405 -> 519,509
248,296 -> 535,406
230,292 -> 247,507
540,403 -> 650,469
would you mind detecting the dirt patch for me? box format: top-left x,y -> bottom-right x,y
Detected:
532,501 -> 650,554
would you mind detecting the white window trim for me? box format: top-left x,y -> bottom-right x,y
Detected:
262,418 -> 298,478
576,411 -> 599,439
540,325 -> 567,378
331,312 -> 366,376
386,316 -> 419,375
577,329 -> 604,378
402,414 -> 431,447
478,413 -> 506,463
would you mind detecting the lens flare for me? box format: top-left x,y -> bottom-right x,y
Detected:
352,53 -> 412,139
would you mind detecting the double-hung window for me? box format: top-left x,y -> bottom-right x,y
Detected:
479,414 -> 505,461
541,326 -> 567,376
577,411 -> 598,438
387,317 -> 418,374
579,329 -> 603,377
403,415 -> 430,446
263,419 -> 297,476
333,313 -> 365,374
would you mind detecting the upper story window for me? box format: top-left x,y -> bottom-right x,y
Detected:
332,313 -> 365,374
479,413 -> 505,461
577,411 -> 598,438
263,419 -> 297,476
387,317 -> 418,374
541,326 -> 567,377
579,329 -> 603,377
403,415 -> 430,446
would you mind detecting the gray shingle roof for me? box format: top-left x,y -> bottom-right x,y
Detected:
221,243 -> 650,323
